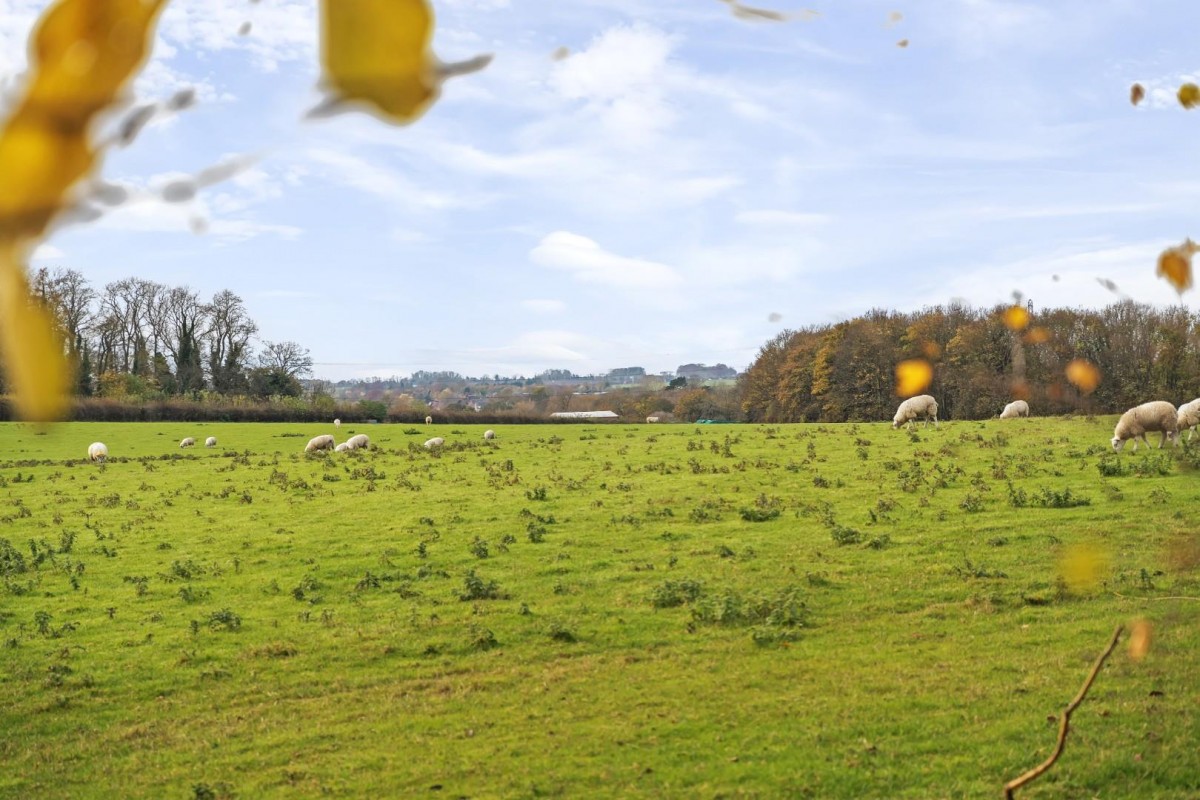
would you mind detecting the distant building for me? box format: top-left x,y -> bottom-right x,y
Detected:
676,363 -> 738,381
549,410 -> 619,419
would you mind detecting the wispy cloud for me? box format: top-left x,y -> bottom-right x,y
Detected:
531,231 -> 683,290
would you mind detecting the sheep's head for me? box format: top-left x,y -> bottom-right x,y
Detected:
1111,436 -> 1125,452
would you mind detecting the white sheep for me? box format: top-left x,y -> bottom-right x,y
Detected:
205,436 -> 217,447
334,418 -> 341,429
892,395 -> 938,430
425,415 -> 433,425
1112,401 -> 1179,452
1176,398 -> 1200,442
88,442 -> 108,462
346,433 -> 370,450
483,429 -> 495,440
334,442 -> 352,453
305,434 -> 336,453
646,416 -> 660,423
424,437 -> 444,449
999,400 -> 1030,419
179,437 -> 196,448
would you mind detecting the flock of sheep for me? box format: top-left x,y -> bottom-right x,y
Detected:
891,393 -> 1200,452
85,418 -> 500,462
82,398 -> 1200,464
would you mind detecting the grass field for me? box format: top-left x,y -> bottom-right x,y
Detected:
0,418 -> 1197,799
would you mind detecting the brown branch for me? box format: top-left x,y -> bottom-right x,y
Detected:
1003,624 -> 1124,800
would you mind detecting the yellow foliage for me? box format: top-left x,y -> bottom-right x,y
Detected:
1128,619 -> 1152,662
316,0 -> 491,125
0,0 -> 167,420
1058,544 -> 1110,594
1002,305 -> 1030,331
894,359 -> 933,397
1156,238 -> 1197,295
1178,82 -> 1200,109
1064,359 -> 1101,395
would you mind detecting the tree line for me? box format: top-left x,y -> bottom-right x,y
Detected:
739,300 -> 1200,423
13,268 -> 314,401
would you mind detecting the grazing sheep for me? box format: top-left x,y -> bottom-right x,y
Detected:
305,434 -> 336,453
999,400 -> 1030,419
88,442 -> 108,462
646,416 -> 660,423
424,437 -> 444,449
892,395 -> 939,430
205,436 -> 217,447
1177,398 -> 1200,441
334,442 -> 352,453
1112,401 -> 1179,452
334,418 -> 341,429
346,434 -> 370,450
425,415 -> 433,425
179,437 -> 196,448
483,429 -> 495,440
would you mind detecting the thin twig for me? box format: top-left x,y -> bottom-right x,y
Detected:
1112,592 -> 1200,601
1003,625 -> 1124,800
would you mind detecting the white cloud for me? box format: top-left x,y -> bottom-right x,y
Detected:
31,243 -> 64,261
531,231 -> 683,290
305,148 -> 488,212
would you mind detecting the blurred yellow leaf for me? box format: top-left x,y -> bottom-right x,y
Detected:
1065,359 -> 1101,394
1128,619 -> 1152,662
896,39 -> 909,48
0,0 -> 166,421
1002,305 -> 1030,331
316,0 -> 491,125
1130,83 -> 1145,106
1058,544 -> 1110,594
0,250 -> 70,421
1023,326 -> 1051,345
1178,82 -> 1200,109
1156,238 -> 1197,294
895,359 -> 933,397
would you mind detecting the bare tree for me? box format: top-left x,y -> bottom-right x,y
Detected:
205,289 -> 257,394
31,267 -> 96,354
256,340 -> 313,378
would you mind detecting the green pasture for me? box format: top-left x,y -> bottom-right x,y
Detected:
0,419 -> 1197,799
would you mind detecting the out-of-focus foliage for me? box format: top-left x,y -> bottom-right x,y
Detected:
1156,239 -> 1197,295
1177,82 -> 1200,109
895,359 -> 933,397
0,0 -> 166,420
1064,359 -> 1102,395
315,0 -> 491,124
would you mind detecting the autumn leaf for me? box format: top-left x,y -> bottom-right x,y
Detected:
1058,544 -> 1110,594
1128,619 -> 1152,662
895,359 -> 933,397
1002,305 -> 1030,331
0,0 -> 167,420
1023,326 -> 1051,345
1065,359 -> 1101,394
1178,82 -> 1200,109
1156,238 -> 1198,294
1130,83 -> 1145,106
315,0 -> 492,125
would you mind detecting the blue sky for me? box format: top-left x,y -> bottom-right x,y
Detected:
3,0 -> 1199,380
